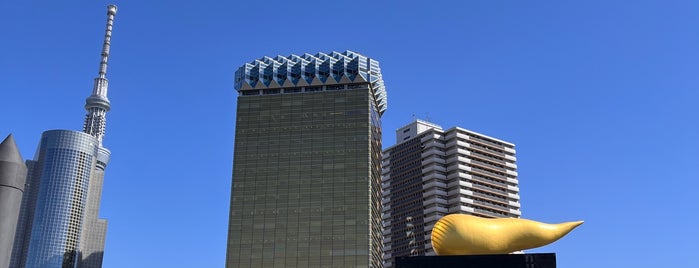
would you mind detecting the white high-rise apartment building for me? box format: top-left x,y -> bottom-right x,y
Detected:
381,120 -> 521,267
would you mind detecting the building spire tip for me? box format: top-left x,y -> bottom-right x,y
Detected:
107,5 -> 117,15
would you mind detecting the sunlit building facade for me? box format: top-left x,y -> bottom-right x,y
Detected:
23,131 -> 102,267
381,120 -> 521,267
227,51 -> 387,268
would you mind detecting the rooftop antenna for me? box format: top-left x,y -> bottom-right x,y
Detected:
83,5 -> 117,145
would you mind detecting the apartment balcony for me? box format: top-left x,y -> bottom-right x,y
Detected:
446,171 -> 471,181
448,205 -> 474,214
444,146 -> 456,155
421,147 -> 444,159
505,154 -> 516,161
383,243 -> 392,251
447,196 -> 472,205
424,205 -> 448,214
506,185 -> 519,192
506,177 -> 519,184
473,200 -> 511,214
420,133 -> 442,143
382,180 -> 391,187
473,208 -> 506,218
422,180 -> 447,190
469,175 -> 507,188
508,192 -> 520,199
447,188 -> 471,197
445,147 -> 469,157
509,201 -> 521,208
468,151 -> 508,166
423,188 -> 447,198
444,155 -> 470,165
422,164 -> 446,174
446,163 -> 470,173
444,139 -> 456,148
470,168 -> 508,182
467,135 -> 508,150
382,204 -> 391,213
446,177 -> 470,188
443,155 -> 458,166
470,161 -> 508,174
382,219 -> 391,227
505,162 -> 517,169
424,214 -> 443,223
382,194 -> 392,201
423,196 -> 448,206
457,140 -> 472,149
422,171 -> 446,181
468,143 -> 506,157
382,212 -> 391,220
383,228 -> 391,236
443,131 -> 458,141
381,166 -> 390,175
381,198 -> 391,206
423,140 -> 446,150
422,156 -> 446,166
423,222 -> 436,232
472,191 -> 509,205
383,236 -> 392,244
471,182 -> 507,195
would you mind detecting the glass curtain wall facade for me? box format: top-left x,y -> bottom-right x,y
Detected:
24,130 -> 99,267
227,51 -> 386,268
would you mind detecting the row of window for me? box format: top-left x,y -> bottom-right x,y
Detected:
240,84 -> 368,96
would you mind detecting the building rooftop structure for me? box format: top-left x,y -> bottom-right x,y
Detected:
233,50 -> 387,115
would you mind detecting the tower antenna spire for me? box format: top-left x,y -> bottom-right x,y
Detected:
83,5 -> 117,144
98,5 -> 117,78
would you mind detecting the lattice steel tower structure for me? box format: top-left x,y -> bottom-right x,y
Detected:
83,5 -> 116,145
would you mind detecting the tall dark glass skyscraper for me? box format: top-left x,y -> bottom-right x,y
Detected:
11,5 -> 117,268
227,51 -> 387,268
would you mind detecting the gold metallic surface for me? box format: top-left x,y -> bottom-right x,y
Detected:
431,214 -> 583,255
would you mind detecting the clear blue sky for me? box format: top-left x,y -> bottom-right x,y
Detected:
1,1 -> 697,267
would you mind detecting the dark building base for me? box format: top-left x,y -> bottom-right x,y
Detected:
395,253 -> 556,268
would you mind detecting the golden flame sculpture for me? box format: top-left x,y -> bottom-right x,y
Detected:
431,214 -> 583,255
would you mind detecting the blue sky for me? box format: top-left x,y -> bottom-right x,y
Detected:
1,0 -> 697,267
